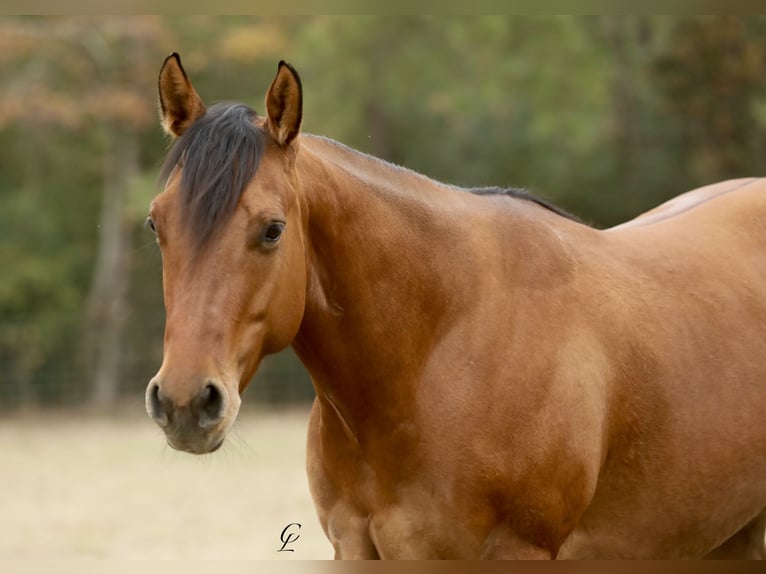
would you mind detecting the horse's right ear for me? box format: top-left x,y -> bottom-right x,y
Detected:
158,53 -> 206,138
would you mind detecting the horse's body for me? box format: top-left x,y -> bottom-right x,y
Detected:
299,144 -> 766,559
146,55 -> 766,559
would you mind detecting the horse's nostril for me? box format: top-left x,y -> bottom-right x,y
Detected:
197,382 -> 225,428
147,382 -> 169,428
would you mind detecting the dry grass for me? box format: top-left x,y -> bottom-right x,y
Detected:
0,404 -> 333,559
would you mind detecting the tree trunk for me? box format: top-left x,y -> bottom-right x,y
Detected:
84,125 -> 137,407
604,16 -> 635,170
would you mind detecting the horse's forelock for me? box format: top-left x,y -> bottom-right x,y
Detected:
159,102 -> 266,253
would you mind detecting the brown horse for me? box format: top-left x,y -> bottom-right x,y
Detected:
145,53 -> 766,559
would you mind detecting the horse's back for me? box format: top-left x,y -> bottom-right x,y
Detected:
608,177 -> 764,232
603,177 -> 766,304
562,177 -> 766,558
601,176 -> 766,309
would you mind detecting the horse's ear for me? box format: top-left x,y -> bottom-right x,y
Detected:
265,61 -> 303,148
158,53 -> 206,138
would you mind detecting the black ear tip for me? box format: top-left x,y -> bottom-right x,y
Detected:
162,52 -> 182,69
278,60 -> 299,76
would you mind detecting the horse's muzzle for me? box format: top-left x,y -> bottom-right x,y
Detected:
145,379 -> 229,454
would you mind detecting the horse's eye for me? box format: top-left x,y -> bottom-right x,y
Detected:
264,221 -> 285,244
145,217 -> 157,234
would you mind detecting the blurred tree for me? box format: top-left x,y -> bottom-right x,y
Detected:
295,17 -> 616,217
81,20 -> 162,406
652,16 -> 766,183
3,16 -> 766,410
0,16 -> 166,406
0,127 -> 86,408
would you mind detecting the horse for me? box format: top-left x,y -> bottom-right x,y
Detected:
145,53 -> 766,559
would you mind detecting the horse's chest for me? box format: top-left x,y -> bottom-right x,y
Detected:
311,428 -> 483,557
324,482 -> 482,559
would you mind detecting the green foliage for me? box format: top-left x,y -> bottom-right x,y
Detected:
652,17 -> 766,182
3,16 -> 766,408
0,125 -> 99,405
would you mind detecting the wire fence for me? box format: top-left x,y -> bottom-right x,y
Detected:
0,229 -> 315,412
0,311 -> 315,411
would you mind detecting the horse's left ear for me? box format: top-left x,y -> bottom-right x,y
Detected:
265,61 -> 303,148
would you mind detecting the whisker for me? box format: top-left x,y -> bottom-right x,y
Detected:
131,239 -> 159,255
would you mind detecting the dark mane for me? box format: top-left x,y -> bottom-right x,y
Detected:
159,102 -> 266,252
309,135 -> 582,224
468,186 -> 582,223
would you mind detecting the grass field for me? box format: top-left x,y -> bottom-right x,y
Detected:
0,404 -> 333,559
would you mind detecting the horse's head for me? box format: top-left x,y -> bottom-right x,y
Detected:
145,54 -> 307,453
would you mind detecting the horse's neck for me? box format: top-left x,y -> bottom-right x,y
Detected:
291,135 -> 576,437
